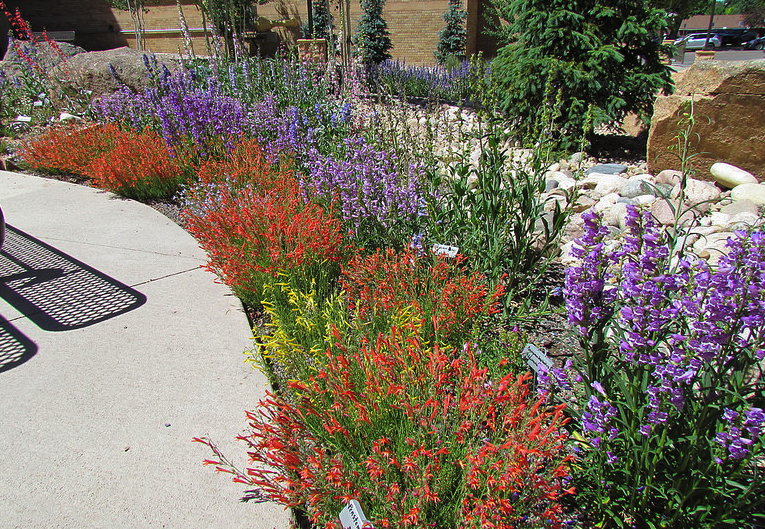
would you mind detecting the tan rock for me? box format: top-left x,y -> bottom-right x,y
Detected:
720,199 -> 760,216
50,47 -> 182,99
573,195 -> 596,213
731,183 -> 765,206
647,61 -> 765,182
671,178 -> 721,212
651,198 -> 698,227
655,169 -> 683,186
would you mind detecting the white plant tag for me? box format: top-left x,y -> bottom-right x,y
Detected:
522,343 -> 553,375
432,243 -> 459,258
339,499 -> 373,529
15,115 -> 32,122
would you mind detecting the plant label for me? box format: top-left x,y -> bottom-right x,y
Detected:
432,243 -> 459,258
339,499 -> 373,529
522,343 -> 553,375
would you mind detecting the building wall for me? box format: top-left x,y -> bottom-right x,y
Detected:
466,0 -> 499,57
6,0 -> 464,64
254,0 -> 454,64
4,0 -> 129,50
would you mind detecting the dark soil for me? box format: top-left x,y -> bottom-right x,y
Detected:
588,131 -> 649,163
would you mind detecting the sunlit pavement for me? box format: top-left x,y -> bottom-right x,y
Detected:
0,170 -> 290,529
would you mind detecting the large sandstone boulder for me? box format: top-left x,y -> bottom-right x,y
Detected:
2,38 -> 86,68
0,38 -> 86,81
50,47 -> 177,98
647,60 -> 765,182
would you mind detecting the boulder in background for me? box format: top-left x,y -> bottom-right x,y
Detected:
647,60 -> 765,182
49,46 -> 177,99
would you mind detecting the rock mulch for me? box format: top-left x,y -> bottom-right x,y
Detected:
551,158 -> 764,267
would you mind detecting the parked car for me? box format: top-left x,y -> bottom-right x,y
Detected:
716,28 -> 758,47
675,33 -> 722,50
743,36 -> 765,50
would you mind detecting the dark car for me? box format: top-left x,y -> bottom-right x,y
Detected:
715,28 -> 758,47
744,36 -> 765,50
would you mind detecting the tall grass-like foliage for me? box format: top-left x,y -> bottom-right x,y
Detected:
181,140 -> 346,308
426,117 -> 574,314
196,328 -> 572,528
558,205 -> 765,527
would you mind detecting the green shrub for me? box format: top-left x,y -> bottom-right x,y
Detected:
354,0 -> 392,65
488,0 -> 673,148
425,116 -> 575,316
434,0 -> 467,65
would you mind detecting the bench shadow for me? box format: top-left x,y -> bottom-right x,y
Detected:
0,225 -> 147,332
0,314 -> 38,373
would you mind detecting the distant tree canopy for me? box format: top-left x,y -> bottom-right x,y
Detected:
650,0 -> 707,36
651,0 -> 765,35
725,0 -> 765,27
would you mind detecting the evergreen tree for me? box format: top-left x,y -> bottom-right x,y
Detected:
726,0 -> 765,27
435,0 -> 467,64
354,0 -> 392,65
311,0 -> 333,40
490,0 -> 674,148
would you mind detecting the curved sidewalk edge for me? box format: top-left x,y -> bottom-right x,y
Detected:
0,171 -> 290,529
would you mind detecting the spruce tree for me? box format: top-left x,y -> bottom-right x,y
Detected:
311,0 -> 333,40
354,0 -> 392,65
490,0 -> 674,148
435,0 -> 467,64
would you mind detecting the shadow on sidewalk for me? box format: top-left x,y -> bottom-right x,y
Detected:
0,314 -> 38,373
0,225 -> 147,332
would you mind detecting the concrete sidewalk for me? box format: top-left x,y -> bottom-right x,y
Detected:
0,171 -> 290,528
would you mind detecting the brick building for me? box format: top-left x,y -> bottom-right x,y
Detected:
2,0 -> 498,64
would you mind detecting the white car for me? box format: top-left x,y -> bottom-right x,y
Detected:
675,33 -> 721,50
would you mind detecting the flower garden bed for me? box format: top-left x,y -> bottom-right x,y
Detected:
2,18 -> 764,528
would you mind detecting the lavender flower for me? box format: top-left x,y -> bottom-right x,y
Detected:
582,391 -> 618,449
302,136 -> 426,235
94,71 -> 251,157
564,210 -> 618,336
